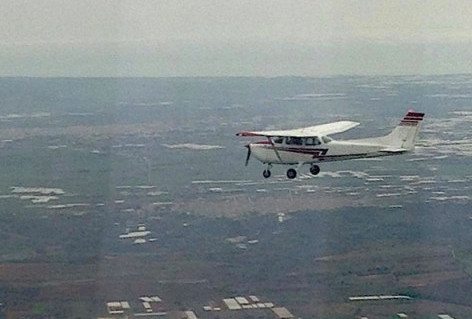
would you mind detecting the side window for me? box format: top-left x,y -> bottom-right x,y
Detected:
322,136 -> 332,144
273,137 -> 284,144
305,136 -> 321,146
286,137 -> 303,145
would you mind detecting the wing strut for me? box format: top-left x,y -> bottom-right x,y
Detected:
267,137 -> 282,163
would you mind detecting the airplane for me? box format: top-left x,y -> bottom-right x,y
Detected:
236,110 -> 425,179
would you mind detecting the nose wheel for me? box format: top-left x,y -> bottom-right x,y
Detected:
286,168 -> 297,179
310,164 -> 321,175
262,164 -> 272,178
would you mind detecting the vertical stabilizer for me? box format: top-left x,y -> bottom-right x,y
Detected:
382,111 -> 425,150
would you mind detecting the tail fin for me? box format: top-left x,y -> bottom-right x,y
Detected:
382,110 -> 425,150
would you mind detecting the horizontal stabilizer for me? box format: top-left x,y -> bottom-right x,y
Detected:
380,147 -> 408,153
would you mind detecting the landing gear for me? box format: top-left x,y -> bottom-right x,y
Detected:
263,164 -> 272,178
263,169 -> 271,178
286,168 -> 297,179
310,164 -> 321,175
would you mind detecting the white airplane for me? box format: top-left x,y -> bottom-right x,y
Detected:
237,110 -> 425,179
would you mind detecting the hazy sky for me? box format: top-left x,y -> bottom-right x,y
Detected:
1,0 -> 472,76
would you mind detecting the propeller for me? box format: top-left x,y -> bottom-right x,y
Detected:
244,144 -> 251,166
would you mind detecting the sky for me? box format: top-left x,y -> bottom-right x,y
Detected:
1,0 -> 472,77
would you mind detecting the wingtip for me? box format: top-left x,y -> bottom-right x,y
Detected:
236,131 -> 261,137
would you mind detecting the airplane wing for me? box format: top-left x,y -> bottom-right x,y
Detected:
236,121 -> 360,137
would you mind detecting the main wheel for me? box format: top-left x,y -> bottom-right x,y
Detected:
286,168 -> 297,179
310,164 -> 321,175
263,169 -> 271,178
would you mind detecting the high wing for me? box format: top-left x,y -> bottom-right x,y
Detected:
236,121 -> 360,137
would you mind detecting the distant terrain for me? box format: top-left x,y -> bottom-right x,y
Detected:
0,76 -> 471,318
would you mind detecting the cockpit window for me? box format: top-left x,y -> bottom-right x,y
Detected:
273,137 -> 284,144
322,136 -> 332,144
286,137 -> 303,145
305,136 -> 321,146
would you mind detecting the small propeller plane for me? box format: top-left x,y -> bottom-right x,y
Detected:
236,110 -> 425,179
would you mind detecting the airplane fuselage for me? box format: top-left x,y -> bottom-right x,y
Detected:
249,139 -> 397,165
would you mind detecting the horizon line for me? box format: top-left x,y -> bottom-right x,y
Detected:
0,72 -> 471,80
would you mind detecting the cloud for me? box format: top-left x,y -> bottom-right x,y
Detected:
1,0 -> 472,76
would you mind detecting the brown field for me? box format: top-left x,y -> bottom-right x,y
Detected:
3,240 -> 471,318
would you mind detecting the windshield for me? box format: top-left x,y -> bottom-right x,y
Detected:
273,136 -> 284,144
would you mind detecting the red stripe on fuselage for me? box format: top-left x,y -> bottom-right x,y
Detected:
283,147 -> 329,156
258,145 -> 329,157
406,112 -> 425,117
404,116 -> 423,121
